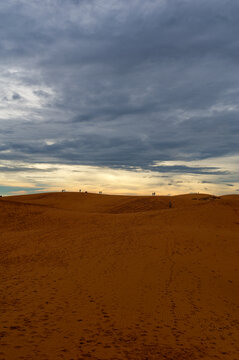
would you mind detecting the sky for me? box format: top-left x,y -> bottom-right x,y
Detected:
0,0 -> 238,196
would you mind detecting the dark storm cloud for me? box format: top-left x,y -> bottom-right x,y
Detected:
0,165 -> 56,172
0,0 -> 238,179
149,165 -> 228,176
12,92 -> 21,100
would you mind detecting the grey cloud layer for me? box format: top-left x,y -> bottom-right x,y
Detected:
0,0 -> 238,178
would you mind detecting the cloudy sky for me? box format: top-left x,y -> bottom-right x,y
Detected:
0,0 -> 238,196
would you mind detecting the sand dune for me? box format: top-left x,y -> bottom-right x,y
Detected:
0,192 -> 239,359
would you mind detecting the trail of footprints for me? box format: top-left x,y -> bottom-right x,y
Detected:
0,289 -> 238,359
1,267 -> 238,359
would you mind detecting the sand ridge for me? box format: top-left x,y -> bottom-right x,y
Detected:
0,192 -> 239,359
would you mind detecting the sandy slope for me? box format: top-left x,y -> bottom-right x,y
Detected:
0,192 -> 239,360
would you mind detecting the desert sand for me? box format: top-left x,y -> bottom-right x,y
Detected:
0,192 -> 239,360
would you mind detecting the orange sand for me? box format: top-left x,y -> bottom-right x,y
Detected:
0,192 -> 239,359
